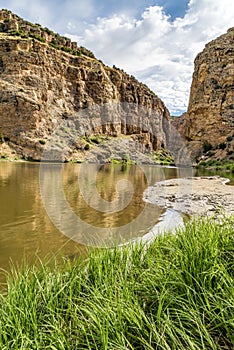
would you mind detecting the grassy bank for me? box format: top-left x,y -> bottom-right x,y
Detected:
196,159 -> 234,173
0,217 -> 233,349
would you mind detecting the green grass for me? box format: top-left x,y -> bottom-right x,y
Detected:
197,160 -> 234,173
0,217 -> 234,349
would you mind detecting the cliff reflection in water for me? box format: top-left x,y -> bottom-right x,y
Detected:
64,164 -> 157,227
0,162 -> 179,272
40,163 -> 168,246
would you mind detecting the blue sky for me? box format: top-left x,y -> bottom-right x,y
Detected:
1,1 -> 233,115
1,1 -> 189,29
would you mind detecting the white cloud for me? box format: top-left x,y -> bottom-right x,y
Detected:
5,0 -> 96,33
66,0 -> 234,115
5,0 -> 52,27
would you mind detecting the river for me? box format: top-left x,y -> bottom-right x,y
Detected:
0,162 -> 233,278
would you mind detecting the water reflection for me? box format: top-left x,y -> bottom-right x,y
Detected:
0,162 -> 190,276
40,163 -> 171,247
0,163 -> 87,276
195,167 -> 234,184
64,164 -> 156,227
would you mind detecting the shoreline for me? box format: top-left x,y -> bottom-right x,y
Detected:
1,155 -> 234,175
144,176 -> 234,218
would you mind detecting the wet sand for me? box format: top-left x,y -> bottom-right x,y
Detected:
144,176 -> 234,217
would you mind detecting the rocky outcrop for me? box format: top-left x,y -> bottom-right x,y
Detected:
0,9 -> 94,58
175,28 -> 234,162
0,10 -> 170,162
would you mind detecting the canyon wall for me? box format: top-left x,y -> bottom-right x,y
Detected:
175,28 -> 234,161
0,10 -> 170,162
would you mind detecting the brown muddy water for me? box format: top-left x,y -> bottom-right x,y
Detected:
1,161 -> 230,280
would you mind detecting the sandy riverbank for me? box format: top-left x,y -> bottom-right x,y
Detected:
144,176 -> 234,217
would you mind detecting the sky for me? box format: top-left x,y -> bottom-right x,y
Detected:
1,1 -> 234,115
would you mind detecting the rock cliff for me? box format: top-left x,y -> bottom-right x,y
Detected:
174,28 -> 234,162
0,10 -> 170,162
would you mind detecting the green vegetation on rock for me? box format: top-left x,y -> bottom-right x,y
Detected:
110,153 -> 136,165
152,149 -> 174,165
0,10 -> 95,59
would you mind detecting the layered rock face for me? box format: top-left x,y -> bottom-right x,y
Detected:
0,10 -> 170,161
177,28 -> 234,161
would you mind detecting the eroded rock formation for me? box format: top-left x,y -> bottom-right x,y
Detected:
174,28 -> 234,161
0,10 -> 170,162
